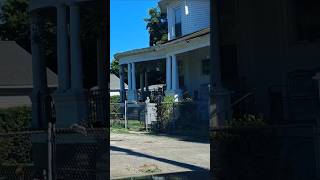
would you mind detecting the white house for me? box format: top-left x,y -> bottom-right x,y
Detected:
115,0 -> 210,103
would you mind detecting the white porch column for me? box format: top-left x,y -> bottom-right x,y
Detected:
166,55 -> 172,91
172,54 -> 179,91
131,62 -> 136,90
165,54 -> 181,100
119,65 -> 125,102
128,63 -> 132,90
127,62 -> 137,102
52,3 -> 88,128
30,11 -> 48,128
70,3 -> 83,92
171,54 -> 181,101
57,4 -> 70,92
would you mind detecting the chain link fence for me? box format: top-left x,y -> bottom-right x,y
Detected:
0,127 -> 108,180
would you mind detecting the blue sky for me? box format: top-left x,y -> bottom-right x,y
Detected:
110,0 -> 159,62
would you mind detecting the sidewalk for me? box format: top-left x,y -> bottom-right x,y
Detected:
110,133 -> 210,179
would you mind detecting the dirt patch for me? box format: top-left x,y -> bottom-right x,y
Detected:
138,164 -> 162,174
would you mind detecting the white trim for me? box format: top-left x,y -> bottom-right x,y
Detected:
118,33 -> 209,65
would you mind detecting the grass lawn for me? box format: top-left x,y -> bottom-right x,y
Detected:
110,120 -> 146,133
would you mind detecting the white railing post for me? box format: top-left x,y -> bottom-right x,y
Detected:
145,97 -> 150,131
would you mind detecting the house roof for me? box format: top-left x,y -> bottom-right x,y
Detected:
114,27 -> 210,61
0,41 -> 57,88
110,73 -> 127,91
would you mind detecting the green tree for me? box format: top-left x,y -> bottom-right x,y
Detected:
144,7 -> 168,46
110,58 -> 119,77
0,0 -> 31,51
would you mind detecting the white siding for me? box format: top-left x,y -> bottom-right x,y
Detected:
167,0 -> 210,40
179,47 -> 210,95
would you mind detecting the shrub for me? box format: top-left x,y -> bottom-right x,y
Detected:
229,114 -> 266,127
0,106 -> 32,165
110,95 -> 120,104
0,106 -> 31,132
155,96 -> 174,131
175,99 -> 198,130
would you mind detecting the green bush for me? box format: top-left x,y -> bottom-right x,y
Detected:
0,106 -> 31,132
110,95 -> 120,104
175,99 -> 198,130
229,114 -> 266,127
155,96 -> 174,131
0,106 -> 32,165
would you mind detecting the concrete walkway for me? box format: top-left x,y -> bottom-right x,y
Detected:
110,132 -> 210,179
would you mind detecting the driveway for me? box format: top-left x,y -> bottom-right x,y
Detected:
110,132 -> 210,179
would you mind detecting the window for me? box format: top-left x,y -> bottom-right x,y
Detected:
293,0 -> 320,42
202,59 -> 210,75
174,7 -> 182,38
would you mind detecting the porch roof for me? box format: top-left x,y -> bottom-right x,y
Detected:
115,28 -> 210,65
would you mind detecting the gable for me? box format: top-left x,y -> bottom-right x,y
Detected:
0,41 -> 57,87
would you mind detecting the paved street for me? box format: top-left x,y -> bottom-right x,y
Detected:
110,132 -> 210,179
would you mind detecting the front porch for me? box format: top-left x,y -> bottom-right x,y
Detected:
115,28 -> 210,104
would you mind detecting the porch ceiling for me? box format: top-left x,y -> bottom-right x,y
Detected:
116,28 -> 210,65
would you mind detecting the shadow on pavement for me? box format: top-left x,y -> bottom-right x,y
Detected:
114,170 -> 211,180
110,145 -> 209,172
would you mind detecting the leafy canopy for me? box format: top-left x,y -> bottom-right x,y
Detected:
110,58 -> 120,77
144,7 -> 168,46
0,0 -> 31,51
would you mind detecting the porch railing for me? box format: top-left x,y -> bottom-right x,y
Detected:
87,89 -> 108,127
136,88 -> 165,102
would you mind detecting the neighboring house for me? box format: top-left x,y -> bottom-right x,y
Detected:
0,41 -> 57,108
210,0 -> 320,125
110,73 -> 127,96
115,0 -> 210,104
209,1 -> 320,178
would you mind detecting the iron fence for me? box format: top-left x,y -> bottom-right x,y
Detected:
110,102 -> 146,130
54,127 -> 108,180
110,103 -> 123,124
87,89 -> 108,127
0,127 -> 108,180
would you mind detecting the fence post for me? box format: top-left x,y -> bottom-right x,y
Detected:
145,97 -> 150,131
315,120 -> 320,178
47,122 -> 52,180
124,100 -> 127,129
